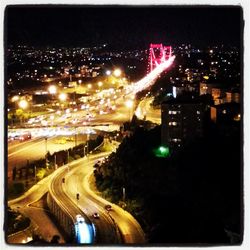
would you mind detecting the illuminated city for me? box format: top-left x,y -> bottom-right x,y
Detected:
5,6 -> 242,246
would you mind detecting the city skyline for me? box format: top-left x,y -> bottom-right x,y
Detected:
5,5 -> 243,246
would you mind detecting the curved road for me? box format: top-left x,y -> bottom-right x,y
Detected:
8,171 -> 65,243
50,150 -> 145,244
136,97 -> 161,124
62,154 -> 120,243
8,140 -> 145,244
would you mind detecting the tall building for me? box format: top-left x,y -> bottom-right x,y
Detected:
161,95 -> 205,149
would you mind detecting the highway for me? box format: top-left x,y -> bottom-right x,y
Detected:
80,160 -> 145,243
7,96 -> 156,244
136,97 -> 161,124
49,149 -> 145,244
50,152 -> 119,244
7,71 -> 166,245
7,134 -> 91,179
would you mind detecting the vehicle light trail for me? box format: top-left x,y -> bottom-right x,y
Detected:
125,44 -> 175,95
132,55 -> 175,94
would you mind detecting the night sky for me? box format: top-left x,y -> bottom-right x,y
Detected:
5,6 -> 242,49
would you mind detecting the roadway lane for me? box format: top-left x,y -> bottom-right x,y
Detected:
8,172 -> 65,243
60,151 -> 145,244
7,135 -> 88,179
136,97 -> 161,124
81,163 -> 145,244
49,161 -> 99,244
63,152 -> 121,244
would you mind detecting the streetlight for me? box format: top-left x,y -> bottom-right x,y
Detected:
18,100 -> 29,126
48,85 -> 57,95
74,126 -> 77,147
11,96 -> 20,127
106,70 -> 111,76
59,93 -> 67,102
45,137 -> 49,169
98,81 -> 103,88
113,68 -> 122,77
59,93 -> 67,111
18,100 -> 28,109
125,99 -> 134,121
84,145 -> 88,157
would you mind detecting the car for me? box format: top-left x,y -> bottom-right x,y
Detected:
8,136 -> 14,142
76,214 -> 85,223
14,135 -> 20,140
93,213 -> 100,219
105,204 -> 112,211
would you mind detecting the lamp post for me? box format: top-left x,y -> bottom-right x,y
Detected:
18,99 -> 29,126
113,68 -> 122,77
59,92 -> 67,112
48,85 -> 57,105
45,137 -> 48,169
48,85 -> 57,95
75,126 -> 77,147
84,145 -> 87,157
59,92 -> 67,102
67,150 -> 70,172
98,81 -> 103,92
11,95 -> 20,127
125,99 -> 134,121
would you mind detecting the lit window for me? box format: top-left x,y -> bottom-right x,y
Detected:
168,122 -> 177,126
172,138 -> 181,142
169,111 -> 177,115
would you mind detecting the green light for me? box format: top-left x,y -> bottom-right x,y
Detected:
154,146 -> 170,158
159,146 -> 167,154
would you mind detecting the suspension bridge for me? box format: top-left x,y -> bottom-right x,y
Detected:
129,43 -> 175,94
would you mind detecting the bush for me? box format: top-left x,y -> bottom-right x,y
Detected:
36,168 -> 46,180
7,208 -> 31,235
11,182 -> 25,196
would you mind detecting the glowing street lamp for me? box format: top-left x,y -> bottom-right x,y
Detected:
98,81 -> 103,87
48,85 -> 57,94
18,100 -> 28,109
106,70 -> 111,76
113,68 -> 122,77
125,99 -> 133,109
125,99 -> 134,121
59,93 -> 67,102
87,84 -> 92,89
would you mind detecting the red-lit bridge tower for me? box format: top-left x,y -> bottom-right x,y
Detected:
148,44 -> 172,73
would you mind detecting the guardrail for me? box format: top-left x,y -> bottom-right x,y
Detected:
46,191 -> 75,242
46,138 -> 105,243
